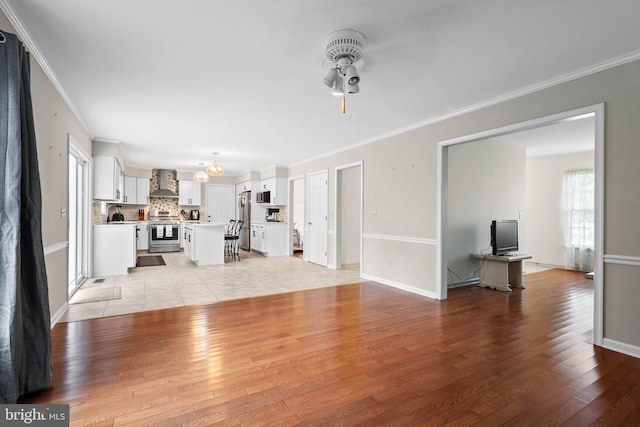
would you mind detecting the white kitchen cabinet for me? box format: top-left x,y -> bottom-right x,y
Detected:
122,176 -> 150,205
93,223 -> 136,276
93,156 -> 122,201
136,221 -> 149,250
122,176 -> 137,204
184,223 -> 226,265
184,224 -> 194,259
250,222 -> 288,255
236,181 -> 248,194
265,222 -> 288,256
136,178 -> 150,204
118,170 -> 125,203
180,222 -> 185,249
179,181 -> 202,206
260,177 -> 287,205
250,223 -> 265,253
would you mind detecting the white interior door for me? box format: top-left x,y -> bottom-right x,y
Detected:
206,185 -> 235,223
308,171 -> 328,266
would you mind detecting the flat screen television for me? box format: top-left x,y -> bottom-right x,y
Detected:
491,220 -> 519,256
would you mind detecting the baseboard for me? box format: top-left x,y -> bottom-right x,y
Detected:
50,302 -> 68,328
602,338 -> 640,359
361,273 -> 438,300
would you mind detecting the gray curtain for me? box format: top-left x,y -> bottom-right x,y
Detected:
0,29 -> 52,403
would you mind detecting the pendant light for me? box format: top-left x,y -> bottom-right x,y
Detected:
206,152 -> 224,176
193,163 -> 209,182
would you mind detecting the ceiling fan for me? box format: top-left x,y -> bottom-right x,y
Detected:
322,29 -> 365,114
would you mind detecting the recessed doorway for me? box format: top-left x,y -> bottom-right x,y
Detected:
437,104 -> 604,346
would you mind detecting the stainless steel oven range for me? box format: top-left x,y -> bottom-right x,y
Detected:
148,210 -> 181,253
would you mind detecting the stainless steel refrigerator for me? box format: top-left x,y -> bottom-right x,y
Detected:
239,191 -> 251,250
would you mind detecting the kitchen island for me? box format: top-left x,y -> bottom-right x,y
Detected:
183,222 -> 228,265
93,223 -> 137,276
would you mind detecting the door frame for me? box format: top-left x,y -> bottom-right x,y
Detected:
68,134 -> 92,296
334,161 -> 363,272
436,103 -> 604,346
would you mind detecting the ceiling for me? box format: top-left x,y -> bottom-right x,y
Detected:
2,0 -> 639,175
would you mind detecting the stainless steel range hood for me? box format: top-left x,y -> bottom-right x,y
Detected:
150,169 -> 178,198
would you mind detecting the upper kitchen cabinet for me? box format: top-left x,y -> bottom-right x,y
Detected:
260,177 -> 287,205
179,180 -> 202,206
122,176 -> 150,204
136,178 -> 150,204
93,156 -> 122,201
122,176 -> 137,204
236,181 -> 254,194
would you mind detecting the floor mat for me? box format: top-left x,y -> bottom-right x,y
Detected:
137,255 -> 166,267
70,286 -> 121,304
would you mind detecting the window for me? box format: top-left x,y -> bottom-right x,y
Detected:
562,168 -> 594,271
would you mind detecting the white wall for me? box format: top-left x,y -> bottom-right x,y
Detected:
525,151 -> 595,267
340,166 -> 361,265
447,139 -> 526,283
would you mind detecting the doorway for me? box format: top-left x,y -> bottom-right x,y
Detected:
289,176 -> 305,257
68,135 -> 90,298
437,104 -> 604,346
335,162 -> 362,271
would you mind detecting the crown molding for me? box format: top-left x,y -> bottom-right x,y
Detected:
0,0 -> 93,138
289,49 -> 640,169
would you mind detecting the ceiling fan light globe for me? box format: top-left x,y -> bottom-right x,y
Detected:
345,65 -> 360,86
331,76 -> 344,96
323,68 -> 338,87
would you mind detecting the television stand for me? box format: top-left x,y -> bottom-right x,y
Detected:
470,253 -> 532,292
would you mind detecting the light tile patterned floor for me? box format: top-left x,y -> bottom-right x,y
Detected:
62,251 -> 363,322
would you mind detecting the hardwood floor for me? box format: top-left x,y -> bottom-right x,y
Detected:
21,269 -> 640,426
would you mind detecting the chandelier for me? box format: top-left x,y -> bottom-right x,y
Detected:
322,29 -> 365,114
193,163 -> 209,182
206,152 -> 224,176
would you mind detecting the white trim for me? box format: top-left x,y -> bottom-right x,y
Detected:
327,229 -> 336,235
69,134 -> 93,284
327,263 -> 337,270
603,254 -> 640,267
437,103 -> 605,347
361,273 -> 438,300
44,241 -> 68,256
363,233 -> 437,246
0,0 -> 93,138
603,338 -> 640,359
50,302 -> 68,328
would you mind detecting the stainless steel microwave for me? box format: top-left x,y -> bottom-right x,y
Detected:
257,191 -> 270,204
